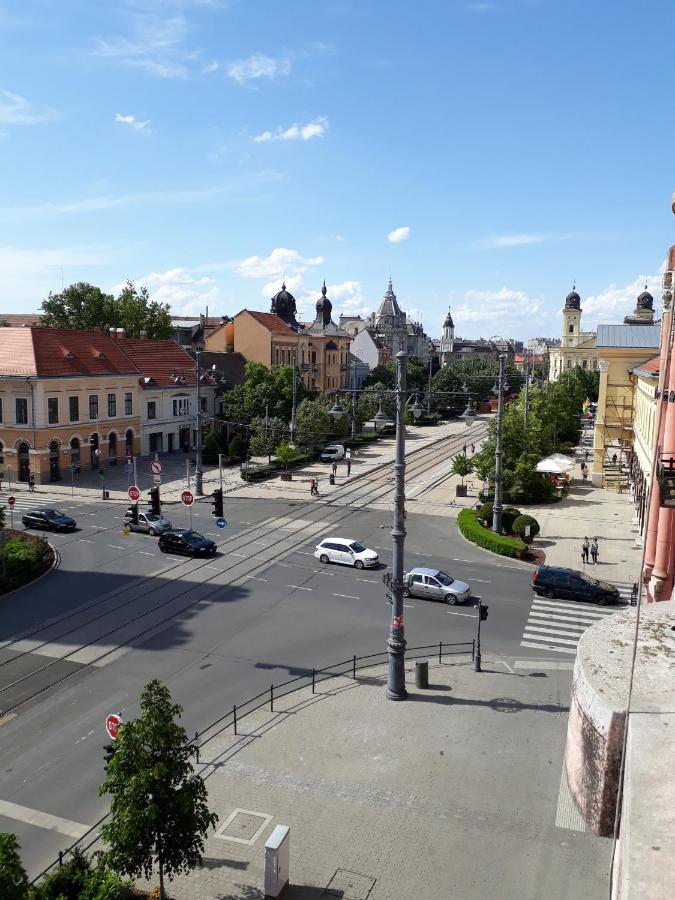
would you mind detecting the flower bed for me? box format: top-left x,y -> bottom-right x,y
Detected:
1,530 -> 55,595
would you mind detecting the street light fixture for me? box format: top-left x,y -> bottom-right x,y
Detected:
410,395 -> 423,420
461,402 -> 476,426
328,395 -> 345,420
373,401 -> 389,424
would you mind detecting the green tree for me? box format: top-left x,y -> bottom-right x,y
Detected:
228,434 -> 246,459
451,454 -> 473,486
296,398 -> 331,449
275,441 -> 298,469
41,282 -> 115,331
0,833 -> 29,900
249,416 -> 287,462
115,281 -> 173,339
356,384 -> 396,425
362,363 -> 395,389
99,680 -> 217,900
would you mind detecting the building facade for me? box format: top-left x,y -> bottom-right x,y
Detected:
629,356 -> 659,540
438,308 -> 454,367
549,288 -> 598,381
366,280 -> 430,361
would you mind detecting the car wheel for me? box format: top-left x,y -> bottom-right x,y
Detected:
320,554 -> 330,564
354,559 -> 364,570
597,595 -> 608,606
445,593 -> 457,605
543,588 -> 555,599
403,586 -> 410,597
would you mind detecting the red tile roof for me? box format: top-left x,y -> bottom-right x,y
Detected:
238,310 -> 299,336
0,327 -> 141,377
631,355 -> 660,376
0,313 -> 42,327
111,336 -> 211,388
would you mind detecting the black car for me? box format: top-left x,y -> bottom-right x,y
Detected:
158,530 -> 217,557
22,509 -> 77,532
531,566 -> 620,606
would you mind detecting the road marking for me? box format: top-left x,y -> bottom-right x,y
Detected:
0,799 -> 89,839
532,599 -> 611,616
108,545 -> 125,550
403,603 -> 415,608
296,550 -> 313,555
520,640 -> 576,655
451,558 -> 481,564
139,551 -> 155,556
244,575 -> 268,582
0,713 -> 17,726
528,611 -> 593,627
446,611 -> 475,617
373,546 -> 390,551
240,521 -> 254,525
356,577 -> 376,583
287,585 -> 313,591
204,532 -> 217,536
523,629 -> 578,645
333,593 -> 359,600
413,551 -> 433,557
231,552 -> 247,557
514,659 -> 574,671
275,562 -> 292,568
80,539 -> 95,544
203,565 -> 220,571
471,578 -> 492,583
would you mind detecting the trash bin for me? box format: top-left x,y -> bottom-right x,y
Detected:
329,474 -> 335,485
103,490 -> 110,500
415,658 -> 429,689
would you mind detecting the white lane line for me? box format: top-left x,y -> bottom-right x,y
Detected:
275,562 -> 292,568
333,593 -> 359,600
356,578 -> 376,583
0,799 -> 89,839
413,552 -> 433,557
203,565 -> 220,571
373,546 -> 390,551
204,532 -> 217,536
523,629 -> 578,646
514,659 -> 574,671
471,578 -> 492,583
231,552 -> 247,558
527,616 -> 587,633
92,525 -> 107,529
240,521 -> 254,525
451,558 -> 482,564
80,539 -> 95,544
287,585 -> 313,591
446,611 -> 475,618
520,640 -> 577,655
139,551 -> 155,556
403,603 -> 415,608
296,551 -> 313,555
244,575 -> 268,582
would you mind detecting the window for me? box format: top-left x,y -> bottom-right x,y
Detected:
48,397 -> 59,424
108,393 -> 116,417
172,397 -> 189,416
200,397 -> 207,412
69,397 -> 79,422
147,401 -> 156,420
125,392 -> 132,415
16,398 -> 28,424
569,324 -> 574,334
89,395 -> 98,419
582,359 -> 588,369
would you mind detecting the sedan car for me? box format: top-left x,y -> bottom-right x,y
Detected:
124,509 -> 172,535
531,566 -> 620,605
22,509 -> 77,532
315,538 -> 379,569
403,567 -> 471,605
158,529 -> 217,557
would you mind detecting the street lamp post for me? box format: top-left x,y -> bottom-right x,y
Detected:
194,349 -> 204,495
351,361 -> 357,440
387,349 -> 408,701
290,365 -> 298,445
492,353 -> 507,534
523,349 -> 530,437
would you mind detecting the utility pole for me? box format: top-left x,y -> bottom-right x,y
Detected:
386,349 -> 408,701
195,349 -> 203,495
427,349 -> 433,413
523,349 -> 530,436
290,365 -> 298,444
351,361 -> 357,439
492,353 -> 506,535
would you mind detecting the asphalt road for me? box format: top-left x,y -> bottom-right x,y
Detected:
0,442 -> 583,880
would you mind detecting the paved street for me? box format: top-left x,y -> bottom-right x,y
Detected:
0,426 -> 624,895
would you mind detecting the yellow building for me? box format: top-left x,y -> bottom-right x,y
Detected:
209,282 -> 352,392
591,324 -> 661,487
549,287 -> 597,381
629,356 -> 659,538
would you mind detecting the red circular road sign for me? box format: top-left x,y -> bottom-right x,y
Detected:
106,713 -> 122,740
181,490 -> 194,506
128,485 -> 140,502
7,496 -> 16,508
150,460 -> 163,475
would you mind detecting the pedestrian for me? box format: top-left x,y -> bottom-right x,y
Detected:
585,449 -> 589,462
0,470 -> 3,492
331,460 -> 337,477
590,538 -> 599,565
347,458 -> 351,476
612,453 -> 618,466
471,443 -> 475,454
463,444 -> 467,456
28,473 -> 36,492
582,468 -> 588,482
582,537 -> 590,564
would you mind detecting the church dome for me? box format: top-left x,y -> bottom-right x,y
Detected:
315,280 -> 332,326
565,287 -> 581,310
444,308 -> 454,328
270,281 -> 299,328
637,289 -> 654,310
271,282 -> 296,306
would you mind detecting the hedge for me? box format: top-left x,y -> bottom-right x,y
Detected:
501,506 -> 522,534
457,509 -> 527,559
512,514 -> 541,544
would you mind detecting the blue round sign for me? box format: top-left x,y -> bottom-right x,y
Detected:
216,518 -> 227,529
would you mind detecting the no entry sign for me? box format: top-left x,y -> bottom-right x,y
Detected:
7,496 -> 16,508
150,460 -> 163,475
181,490 -> 194,506
106,713 -> 122,740
128,485 -> 140,502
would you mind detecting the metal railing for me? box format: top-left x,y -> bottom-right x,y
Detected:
30,639 -> 474,884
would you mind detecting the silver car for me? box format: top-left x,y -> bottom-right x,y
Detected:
403,567 -> 471,605
124,510 -> 172,535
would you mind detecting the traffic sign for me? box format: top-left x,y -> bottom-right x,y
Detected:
106,713 -> 122,740
150,460 -> 163,475
7,496 -> 15,508
216,517 -> 227,528
181,490 -> 194,506
128,485 -> 140,502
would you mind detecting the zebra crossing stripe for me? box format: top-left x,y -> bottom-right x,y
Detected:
523,630 -> 579,646
520,640 -> 576,655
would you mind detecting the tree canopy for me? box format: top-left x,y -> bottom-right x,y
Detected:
40,281 -> 174,339
220,362 -> 310,425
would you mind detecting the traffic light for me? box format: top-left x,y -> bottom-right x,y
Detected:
479,604 -> 489,621
149,486 -> 160,515
130,503 -> 139,526
212,488 -> 223,518
103,743 -> 116,770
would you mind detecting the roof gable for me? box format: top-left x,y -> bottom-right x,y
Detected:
238,310 -> 299,336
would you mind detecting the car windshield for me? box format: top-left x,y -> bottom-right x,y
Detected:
184,532 -> 205,544
44,510 -> 65,519
349,542 -> 366,553
435,571 -> 453,586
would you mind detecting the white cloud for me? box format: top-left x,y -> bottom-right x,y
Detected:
452,286 -> 542,324
261,273 -> 305,299
227,53 -> 291,84
473,232 -> 573,249
91,15 -> 194,79
115,112 -> 150,131
235,247 -> 323,279
253,116 -> 328,143
581,273 -> 661,329
0,243 -> 111,307
0,90 -> 55,125
202,60 -> 219,74
120,267 -> 221,315
388,225 -> 411,244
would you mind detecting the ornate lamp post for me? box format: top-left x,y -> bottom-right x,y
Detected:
387,350 -> 408,699
491,353 -> 508,534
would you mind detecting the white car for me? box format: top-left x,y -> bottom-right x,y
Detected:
320,444 -> 346,463
315,538 -> 379,569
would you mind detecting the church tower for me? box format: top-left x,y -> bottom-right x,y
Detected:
561,286 -> 582,348
439,307 -> 455,366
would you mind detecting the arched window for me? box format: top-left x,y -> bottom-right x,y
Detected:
70,437 -> 81,468
49,439 -> 60,481
108,431 -> 117,459
125,429 -> 134,455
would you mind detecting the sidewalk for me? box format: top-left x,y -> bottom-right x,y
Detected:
141,657 -> 609,900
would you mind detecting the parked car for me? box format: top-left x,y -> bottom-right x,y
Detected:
124,509 -> 172,535
314,537 -> 378,569
22,509 -> 76,532
531,566 -> 620,605
320,444 -> 346,463
158,530 -> 217,557
403,567 -> 471,605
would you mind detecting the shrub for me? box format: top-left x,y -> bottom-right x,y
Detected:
477,501 -> 493,526
202,430 -> 226,464
457,509 -> 527,559
32,848 -> 91,899
228,434 -> 245,460
0,832 -> 29,900
501,506 -> 522,535
512,514 -> 541,544
275,442 -> 298,469
2,538 -> 44,575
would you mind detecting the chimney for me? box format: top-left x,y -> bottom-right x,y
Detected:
139,330 -> 147,339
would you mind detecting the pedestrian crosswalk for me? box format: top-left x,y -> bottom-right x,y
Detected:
1,494 -> 85,514
520,592 -> 630,656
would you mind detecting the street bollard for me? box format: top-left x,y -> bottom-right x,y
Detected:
415,659 -> 429,689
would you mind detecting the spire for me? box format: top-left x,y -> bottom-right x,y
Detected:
322,279 -> 327,297
281,280 -> 286,291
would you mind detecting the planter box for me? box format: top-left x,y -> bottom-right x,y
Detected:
280,473 -> 293,481
455,484 -> 468,497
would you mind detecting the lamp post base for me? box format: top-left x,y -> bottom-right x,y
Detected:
386,642 -> 407,700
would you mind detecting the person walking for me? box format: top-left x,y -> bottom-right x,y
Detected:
584,449 -> 589,463
346,458 -> 351,476
582,537 -> 590,564
582,467 -> 588,482
28,473 -> 36,492
590,538 -> 599,565
463,443 -> 467,457
0,470 -> 3,492
331,460 -> 338,477
471,443 -> 475,454
310,478 -> 317,496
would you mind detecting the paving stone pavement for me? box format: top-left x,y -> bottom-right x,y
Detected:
138,657 -> 611,900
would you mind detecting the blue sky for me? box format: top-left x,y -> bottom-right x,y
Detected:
1,0 -> 674,339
